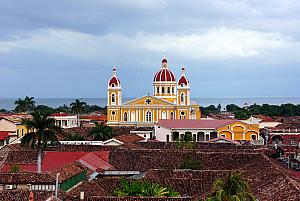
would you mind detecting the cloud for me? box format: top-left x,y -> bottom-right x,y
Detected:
0,27 -> 294,62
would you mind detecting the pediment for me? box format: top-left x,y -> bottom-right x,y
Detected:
123,96 -> 175,106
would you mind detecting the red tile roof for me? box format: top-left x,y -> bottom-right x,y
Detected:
50,113 -> 76,117
0,131 -> 10,140
114,134 -> 144,143
208,137 -> 241,145
80,115 -> 107,121
157,119 -> 238,129
0,173 -> 55,184
78,153 -> 114,171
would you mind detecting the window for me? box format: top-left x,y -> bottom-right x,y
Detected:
124,112 -> 128,121
146,110 -> 152,122
162,111 -> 166,119
167,87 -> 170,94
170,112 -> 174,119
172,87 -> 174,94
111,93 -> 116,104
221,134 -> 226,138
157,87 -> 160,94
291,137 -> 296,145
22,129 -> 24,136
251,134 -> 257,141
180,93 -> 185,104
162,87 -> 165,94
112,84 -> 115,87
180,111 -> 185,119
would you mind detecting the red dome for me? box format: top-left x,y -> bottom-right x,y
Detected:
109,76 -> 120,86
178,75 -> 189,85
154,69 -> 176,82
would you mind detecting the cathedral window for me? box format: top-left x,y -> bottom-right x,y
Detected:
112,84 -> 115,87
167,87 -> 170,94
111,93 -> 116,104
146,110 -> 152,122
172,87 -> 174,94
162,87 -> 165,94
157,87 -> 160,94
180,111 -> 185,119
124,112 -> 128,121
170,112 -> 174,119
162,111 -> 166,119
180,93 -> 185,104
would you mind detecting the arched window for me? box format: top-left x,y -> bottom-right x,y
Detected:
162,111 -> 166,119
170,112 -> 174,119
167,87 -> 170,94
157,87 -> 160,94
162,87 -> 165,94
124,112 -> 128,121
111,84 -> 115,87
180,93 -> 185,104
111,93 -> 116,104
180,111 -> 185,119
172,87 -> 175,94
131,112 -> 135,122
146,110 -> 152,122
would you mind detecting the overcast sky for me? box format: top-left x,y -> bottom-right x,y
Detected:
0,0 -> 299,98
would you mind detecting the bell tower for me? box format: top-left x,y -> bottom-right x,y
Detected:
107,66 -> 122,106
177,66 -> 190,105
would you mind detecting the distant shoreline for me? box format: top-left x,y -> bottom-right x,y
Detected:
1,97 -> 299,111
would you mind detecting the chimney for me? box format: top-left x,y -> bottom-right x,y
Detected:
29,191 -> 34,201
80,191 -> 85,200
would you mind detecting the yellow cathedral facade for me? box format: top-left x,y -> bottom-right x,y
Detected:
106,58 -> 201,126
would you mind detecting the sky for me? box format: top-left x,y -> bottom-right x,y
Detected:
0,0 -> 300,98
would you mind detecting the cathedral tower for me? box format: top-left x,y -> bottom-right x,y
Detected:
153,58 -> 177,103
107,67 -> 122,106
177,66 -> 190,106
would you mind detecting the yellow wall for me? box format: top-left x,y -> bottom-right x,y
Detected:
217,122 -> 259,141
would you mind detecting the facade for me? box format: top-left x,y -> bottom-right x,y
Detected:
154,119 -> 260,142
49,113 -> 79,129
106,58 -> 201,126
0,116 -> 32,138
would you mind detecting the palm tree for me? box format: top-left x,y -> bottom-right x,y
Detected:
14,98 -> 27,113
89,122 -> 113,141
114,178 -> 179,197
24,96 -> 35,112
206,173 -> 256,201
70,99 -> 87,114
21,111 -> 60,173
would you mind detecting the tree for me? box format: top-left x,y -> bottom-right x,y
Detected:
65,133 -> 85,141
114,178 -> 179,197
21,111 -> 60,173
179,155 -> 203,170
226,104 -> 241,113
70,99 -> 87,114
14,98 -> 27,113
234,110 -> 251,119
10,164 -> 20,173
24,96 -> 35,112
89,122 -> 113,141
35,105 -> 54,114
206,173 -> 255,201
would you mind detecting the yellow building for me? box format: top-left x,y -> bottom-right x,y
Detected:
0,116 -> 32,138
106,58 -> 201,126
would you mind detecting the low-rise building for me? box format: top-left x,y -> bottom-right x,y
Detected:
49,113 -> 79,129
0,173 -> 55,191
154,119 -> 260,142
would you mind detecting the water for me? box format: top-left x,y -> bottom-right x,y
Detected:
1,97 -> 300,111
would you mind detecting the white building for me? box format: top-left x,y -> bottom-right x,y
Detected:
49,113 -> 79,129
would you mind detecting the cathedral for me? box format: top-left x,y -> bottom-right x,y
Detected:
106,58 -> 201,126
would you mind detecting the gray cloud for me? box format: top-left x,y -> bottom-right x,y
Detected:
0,0 -> 299,98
